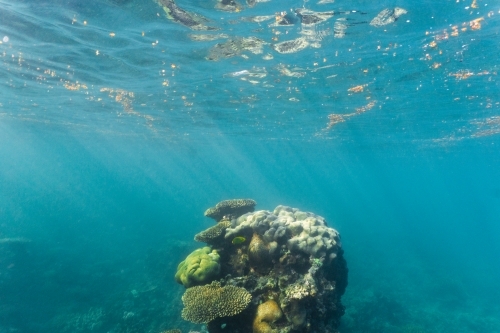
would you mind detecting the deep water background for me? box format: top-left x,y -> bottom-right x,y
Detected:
1,0 -> 500,332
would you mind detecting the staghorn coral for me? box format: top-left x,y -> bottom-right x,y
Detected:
175,247 -> 220,288
253,300 -> 283,333
204,199 -> 257,221
194,220 -> 231,244
181,281 -> 252,324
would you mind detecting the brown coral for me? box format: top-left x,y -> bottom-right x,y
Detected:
248,233 -> 276,273
194,220 -> 231,244
181,281 -> 252,324
204,199 -> 257,221
253,300 -> 283,333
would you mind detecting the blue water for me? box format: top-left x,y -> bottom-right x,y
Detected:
1,0 -> 500,332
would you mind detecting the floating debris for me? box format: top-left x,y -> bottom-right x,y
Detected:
300,24 -> 331,49
333,18 -> 347,38
188,33 -> 229,41
216,0 -> 243,12
326,114 -> 348,129
276,64 -> 306,78
347,84 -> 366,93
325,101 -> 377,130
224,67 -> 267,79
269,11 -> 299,27
155,0 -> 218,30
240,15 -> 275,23
295,8 -> 335,26
356,100 -> 376,113
273,37 -> 309,54
262,53 -> 274,60
370,7 -> 407,27
207,37 -> 266,60
246,0 -> 270,7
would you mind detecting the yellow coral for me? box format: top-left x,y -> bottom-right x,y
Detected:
253,300 -> 282,333
181,281 -> 252,324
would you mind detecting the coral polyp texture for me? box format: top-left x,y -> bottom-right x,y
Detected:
181,281 -> 252,324
176,200 -> 347,333
252,300 -> 283,333
174,247 -> 221,288
204,199 -> 257,221
194,220 -> 231,244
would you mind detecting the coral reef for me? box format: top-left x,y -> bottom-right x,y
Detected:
181,281 -> 252,323
175,201 -> 348,333
204,199 -> 257,221
194,220 -> 231,244
175,247 -> 221,288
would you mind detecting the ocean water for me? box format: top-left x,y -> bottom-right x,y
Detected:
1,0 -> 500,332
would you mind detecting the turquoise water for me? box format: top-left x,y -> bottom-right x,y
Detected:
1,0 -> 500,332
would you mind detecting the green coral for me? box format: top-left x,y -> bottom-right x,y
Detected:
175,247 -> 220,288
181,281 -> 252,323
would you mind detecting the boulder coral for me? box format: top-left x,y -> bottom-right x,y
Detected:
253,300 -> 283,333
174,247 -> 220,288
225,205 -> 341,260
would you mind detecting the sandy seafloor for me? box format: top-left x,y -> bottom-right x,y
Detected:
1,0 -> 500,332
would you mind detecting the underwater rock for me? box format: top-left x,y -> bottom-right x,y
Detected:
370,7 -> 407,27
178,202 -> 348,333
